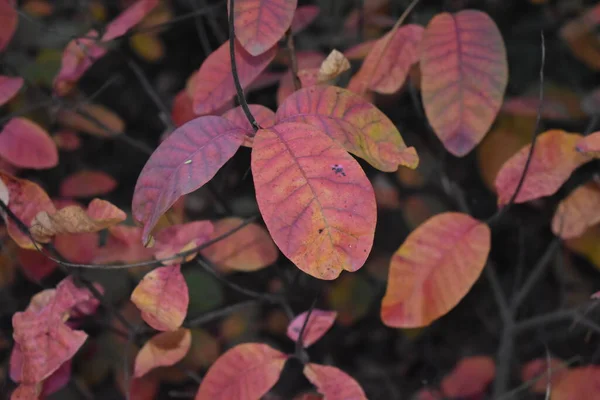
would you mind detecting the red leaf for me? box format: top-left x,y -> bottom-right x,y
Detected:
192,40 -> 276,115
153,220 -> 214,262
251,122 -> 377,280
420,10 -> 508,156
41,359 -> 72,397
172,89 -> 197,127
0,118 -> 58,169
54,232 -> 99,264
131,264 -> 188,331
576,130 -> 600,157
0,75 -> 23,106
521,357 -> 568,394
60,170 -> 117,198
552,181 -> 600,239
553,366 -> 600,400
101,0 -> 159,42
303,363 -> 367,400
94,225 -> 155,264
134,328 -> 192,377
222,104 -> 276,146
53,31 -> 108,96
195,343 -> 287,400
441,356 -> 495,398
17,248 -> 58,281
132,116 -> 245,244
0,0 -> 17,53
0,172 -> 56,249
230,0 -> 297,56
276,86 -> 418,171
382,212 -> 491,328
495,130 -> 590,205
286,309 -> 337,347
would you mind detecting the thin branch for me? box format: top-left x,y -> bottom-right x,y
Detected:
295,295 -> 319,362
185,299 -> 257,326
285,29 -> 301,91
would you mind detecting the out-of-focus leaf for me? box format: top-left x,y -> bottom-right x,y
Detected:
153,221 -> 213,263
17,248 -> 58,281
565,224 -> 600,271
0,0 -> 18,53
56,103 -> 125,137
441,356 -> 495,398
185,269 -> 224,315
0,75 -> 23,106
286,309 -> 336,347
101,0 -> 159,42
276,51 -> 325,105
552,366 -> 600,400
52,130 -> 81,151
521,358 -> 568,394
0,118 -> 58,169
291,5 -> 319,33
303,363 -> 367,400
327,273 -> 375,326
134,328 -> 191,377
130,32 -> 164,62
60,170 -> 117,198
94,225 -> 155,264
552,181 -> 600,239
560,16 -> 600,71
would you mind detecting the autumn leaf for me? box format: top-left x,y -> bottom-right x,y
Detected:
52,130 -> 81,151
129,32 -> 164,62
344,40 -> 376,61
560,16 -> 600,71
251,122 -> 377,280
60,170 -> 117,198
420,10 -> 508,156
0,118 -> 58,169
0,172 -> 56,249
201,217 -> 278,272
576,130 -> 600,157
0,75 -> 23,106
132,116 -> 245,244
56,102 -> 125,137
441,356 -> 495,398
153,221 -> 214,263
134,328 -> 192,377
0,0 -> 18,53
222,104 -> 276,146
276,51 -> 325,105
382,212 -> 491,328
315,49 -> 351,84
55,232 -> 99,265
276,86 -> 418,171
521,357 -> 568,394
192,40 -> 276,114
291,5 -> 319,33
303,363 -> 367,400
552,366 -> 600,400
30,199 -> 126,243
230,0 -> 297,56
131,264 -> 188,331
552,181 -> 600,239
17,248 -> 58,281
286,309 -> 337,347
495,130 -> 590,205
94,225 -> 155,264
195,343 -> 288,400
101,0 -> 159,42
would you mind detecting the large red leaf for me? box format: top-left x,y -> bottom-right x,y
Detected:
101,0 -> 159,42
348,24 -> 424,95
131,264 -> 188,331
134,328 -> 192,378
251,122 -> 377,280
420,10 -> 508,156
195,343 -> 287,400
230,0 -> 297,56
552,181 -> 600,239
192,40 -> 276,115
60,170 -> 117,198
0,0 -> 17,53
303,363 -> 367,400
276,86 -> 418,172
495,130 -> 590,205
286,309 -> 337,347
0,75 -> 23,106
381,212 -> 491,327
132,116 -> 245,244
0,118 -> 58,169
441,356 -> 495,398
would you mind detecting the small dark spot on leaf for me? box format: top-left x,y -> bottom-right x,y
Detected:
318,228 -> 324,234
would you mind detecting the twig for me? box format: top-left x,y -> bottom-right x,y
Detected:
295,295 -> 319,362
186,300 -> 258,326
285,29 -> 301,91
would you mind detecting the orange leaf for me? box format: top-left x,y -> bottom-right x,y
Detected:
552,366 -> 600,400
192,40 -> 276,114
552,181 -> 600,239
153,221 -> 213,263
30,199 -> 126,243
132,116 -> 245,244
251,122 -> 377,280
133,328 -> 192,377
495,130 -> 590,205
0,0 -> 17,53
131,264 -> 188,331
286,309 -> 336,347
576,130 -> 600,157
60,170 -> 117,198
0,75 -> 23,106
202,217 -> 277,272
420,10 -> 508,156
441,356 -> 495,398
0,172 -> 56,249
303,363 -> 367,400
101,0 -> 159,42
56,103 -> 125,137
230,0 -> 297,56
0,118 -> 58,169
195,343 -> 287,400
276,86 -> 418,171
521,357 -> 568,394
381,212 -> 491,327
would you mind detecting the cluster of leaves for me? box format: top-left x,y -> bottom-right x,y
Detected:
1,0 -> 600,399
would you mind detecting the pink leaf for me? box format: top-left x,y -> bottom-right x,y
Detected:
291,6 -> 320,34
134,328 -> 192,377
93,225 -> 155,264
222,104 -> 276,146
153,220 -> 214,262
303,363 -> 367,400
60,170 -> 117,198
286,309 -> 337,347
521,357 -> 568,394
0,118 -> 58,169
132,116 -> 245,244
441,356 -> 496,398
276,51 -> 325,105
102,0 -> 159,42
0,75 -> 23,106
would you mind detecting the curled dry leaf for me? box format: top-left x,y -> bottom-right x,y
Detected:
0,118 -> 58,169
251,122 -> 377,280
30,199 -> 126,243
134,328 -> 192,378
303,363 -> 367,400
521,357 -> 568,394
230,0 -> 297,56
441,356 -> 495,398
276,86 -> 418,172
192,40 -> 276,115
222,104 -> 276,147
195,343 -> 288,400
56,103 -> 125,137
291,5 -> 319,33
0,172 -> 56,249
552,366 -> 600,400
420,10 -> 508,157
0,75 -> 23,106
201,217 -> 278,272
316,50 -> 350,83
495,130 -> 590,205
60,170 -> 117,198
101,0 -> 159,42
153,221 -> 213,263
576,131 -> 600,157
382,212 -> 491,328
286,309 -> 337,347
552,181 -> 600,239
132,116 -> 245,244
131,264 -> 188,331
